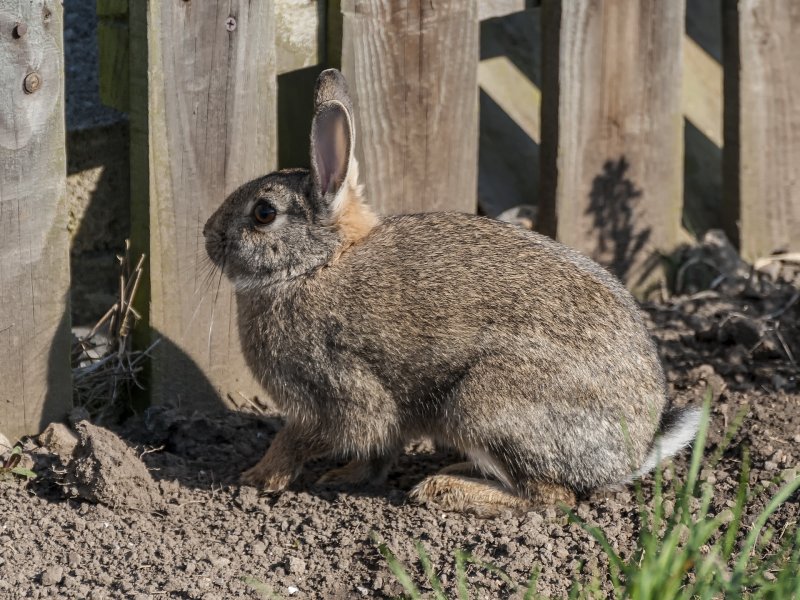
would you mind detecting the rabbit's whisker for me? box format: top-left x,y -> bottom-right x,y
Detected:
207,255 -> 226,358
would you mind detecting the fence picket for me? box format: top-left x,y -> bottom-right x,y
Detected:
722,0 -> 800,261
0,1 -> 71,440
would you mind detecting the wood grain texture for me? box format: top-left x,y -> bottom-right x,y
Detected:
723,0 -> 800,261
339,0 -> 479,215
0,0 -> 71,439
540,0 -> 684,294
130,0 -> 277,409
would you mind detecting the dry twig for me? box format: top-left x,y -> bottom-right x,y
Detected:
72,241 -> 159,422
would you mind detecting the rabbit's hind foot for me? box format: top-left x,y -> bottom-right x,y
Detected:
521,480 -> 577,509
409,474 -> 530,518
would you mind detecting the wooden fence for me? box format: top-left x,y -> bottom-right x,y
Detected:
1,0 -> 798,439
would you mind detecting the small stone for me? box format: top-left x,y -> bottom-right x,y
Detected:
184,561 -> 196,575
209,556 -> 230,568
287,586 -> 299,595
250,541 -> 266,555
39,423 -> 79,457
286,556 -> 306,575
68,552 -> 80,568
41,566 -> 63,586
771,450 -> 786,464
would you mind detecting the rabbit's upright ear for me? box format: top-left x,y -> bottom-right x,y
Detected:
310,69 -> 355,209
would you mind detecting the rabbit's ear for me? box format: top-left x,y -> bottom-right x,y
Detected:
310,70 -> 355,207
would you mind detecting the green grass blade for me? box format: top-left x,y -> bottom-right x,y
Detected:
732,471 -> 800,585
240,576 -> 279,599
722,448 -> 750,560
567,510 -> 624,591
680,391 -> 712,525
376,539 -> 422,600
415,542 -> 447,600
455,549 -> 469,600
523,566 -> 541,600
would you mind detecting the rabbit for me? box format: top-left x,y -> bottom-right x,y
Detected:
203,68 -> 701,517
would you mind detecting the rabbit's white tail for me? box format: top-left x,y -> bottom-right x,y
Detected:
633,406 -> 702,478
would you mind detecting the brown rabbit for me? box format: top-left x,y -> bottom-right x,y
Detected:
203,69 -> 699,517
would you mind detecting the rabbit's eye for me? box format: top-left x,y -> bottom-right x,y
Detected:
252,201 -> 277,225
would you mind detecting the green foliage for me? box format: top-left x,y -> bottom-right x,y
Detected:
374,534 -> 545,600
376,393 -> 800,599
240,575 -> 279,599
0,445 -> 37,481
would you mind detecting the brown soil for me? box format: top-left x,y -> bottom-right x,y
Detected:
2,270 -> 798,599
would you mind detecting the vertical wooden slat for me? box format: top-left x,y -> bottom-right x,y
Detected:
0,1 -> 71,438
723,0 -> 800,261
540,1 -> 685,294
130,1 -> 276,408
338,0 -> 480,215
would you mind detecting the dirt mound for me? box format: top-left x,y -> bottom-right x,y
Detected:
63,419 -> 163,512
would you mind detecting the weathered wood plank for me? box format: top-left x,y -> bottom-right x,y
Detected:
130,1 -> 277,408
338,0 -> 479,215
539,0 -> 684,294
0,1 -> 71,439
723,0 -> 800,261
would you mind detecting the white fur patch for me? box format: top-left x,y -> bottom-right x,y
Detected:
467,449 -> 514,489
633,407 -> 702,478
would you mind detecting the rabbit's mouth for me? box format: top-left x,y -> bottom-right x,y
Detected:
204,233 -> 229,268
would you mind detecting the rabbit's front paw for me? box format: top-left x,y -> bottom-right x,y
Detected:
240,463 -> 294,492
316,460 -> 376,487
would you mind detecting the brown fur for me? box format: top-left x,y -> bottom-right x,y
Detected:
204,69 -> 700,516
332,160 -> 378,250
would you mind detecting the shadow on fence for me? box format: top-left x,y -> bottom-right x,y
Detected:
585,156 -> 650,283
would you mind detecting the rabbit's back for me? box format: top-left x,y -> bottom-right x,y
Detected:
324,213 -> 660,387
